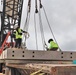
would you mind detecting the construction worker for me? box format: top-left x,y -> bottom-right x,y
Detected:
14,25 -> 29,48
47,38 -> 58,51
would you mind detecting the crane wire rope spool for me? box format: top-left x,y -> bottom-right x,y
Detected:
38,0 -> 61,51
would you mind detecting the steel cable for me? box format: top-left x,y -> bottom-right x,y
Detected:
42,5 -> 61,51
38,9 -> 46,50
34,13 -> 38,50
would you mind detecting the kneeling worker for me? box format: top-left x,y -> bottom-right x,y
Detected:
47,38 -> 58,51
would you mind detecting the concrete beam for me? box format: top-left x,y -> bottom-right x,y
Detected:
1,48 -> 76,61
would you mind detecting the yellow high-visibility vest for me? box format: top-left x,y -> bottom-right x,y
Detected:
49,41 -> 58,49
15,28 -> 22,39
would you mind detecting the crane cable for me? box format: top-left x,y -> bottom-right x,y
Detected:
38,8 -> 46,50
34,0 -> 38,50
38,0 -> 61,51
41,5 -> 61,51
39,0 -> 47,49
34,0 -> 46,50
23,0 -> 31,47
37,0 -> 47,50
38,11 -> 46,50
26,0 -> 31,31
34,13 -> 38,50
33,0 -> 47,50
24,0 -> 31,31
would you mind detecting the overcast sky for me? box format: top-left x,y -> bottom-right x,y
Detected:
20,0 -> 76,51
0,0 -> 76,51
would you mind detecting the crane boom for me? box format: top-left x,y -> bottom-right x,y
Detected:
0,0 -> 23,47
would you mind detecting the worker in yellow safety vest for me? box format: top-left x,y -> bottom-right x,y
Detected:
47,38 -> 58,51
14,25 -> 29,48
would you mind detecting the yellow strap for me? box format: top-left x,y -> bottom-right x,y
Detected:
38,73 -> 45,75
30,69 -> 42,75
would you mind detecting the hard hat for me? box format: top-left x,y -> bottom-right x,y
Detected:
48,38 -> 53,43
14,25 -> 19,29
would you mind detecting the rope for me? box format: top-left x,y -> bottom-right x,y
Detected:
24,0 -> 31,31
40,0 -> 47,47
23,6 -> 29,31
34,13 -> 38,50
38,9 -> 46,50
23,0 -> 31,47
26,0 -> 31,31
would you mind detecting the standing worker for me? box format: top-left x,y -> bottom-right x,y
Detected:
47,38 -> 58,51
14,25 -> 29,48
